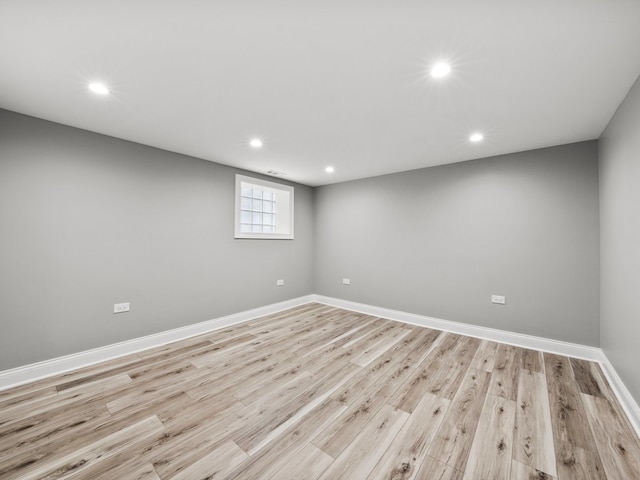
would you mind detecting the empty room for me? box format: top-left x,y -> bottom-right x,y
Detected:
1,1 -> 640,479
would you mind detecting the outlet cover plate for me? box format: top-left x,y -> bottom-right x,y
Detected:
491,295 -> 506,305
114,302 -> 130,313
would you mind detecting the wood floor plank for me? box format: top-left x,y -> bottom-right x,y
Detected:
470,339 -> 499,372
366,393 -> 450,480
1,304 -> 638,480
135,337 -> 215,361
329,326 -> 441,410
342,321 -> 403,354
62,372 -> 134,396
218,398 -> 347,480
0,391 -> 189,478
270,443 -> 334,480
317,404 -> 410,480
54,431 -> 165,480
246,303 -> 335,330
582,393 -> 640,479
463,393 -> 516,480
427,368 -> 492,471
41,353 -> 143,394
0,372 -> 132,428
511,459 -> 558,480
55,340 -> 212,392
514,369 -> 557,477
520,348 -> 544,374
168,440 -> 248,480
82,459 -> 162,480
232,360 -> 359,454
0,403 -> 112,470
9,416 -> 164,480
151,404 -> 250,479
571,358 -> 606,398
350,327 -> 412,367
389,333 -> 476,413
126,463 -> 162,480
188,337 -> 261,369
337,318 -> 387,348
0,385 -> 58,411
306,320 -> 372,354
312,329 -> 440,458
104,368 -> 207,415
237,318 -> 368,394
83,398 -> 239,479
488,343 -> 521,401
415,457 -> 464,480
249,308 -> 358,348
425,335 -> 479,400
544,353 -> 606,480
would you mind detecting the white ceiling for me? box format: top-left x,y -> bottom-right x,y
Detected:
2,1 -> 640,186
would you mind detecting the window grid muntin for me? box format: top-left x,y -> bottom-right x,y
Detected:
239,187 -> 277,234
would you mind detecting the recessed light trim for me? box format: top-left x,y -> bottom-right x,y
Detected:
325,166 -> 335,173
88,82 -> 110,95
249,138 -> 263,148
430,62 -> 451,78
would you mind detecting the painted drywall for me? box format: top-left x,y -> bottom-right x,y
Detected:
0,109 -> 314,370
599,74 -> 640,404
314,142 -> 600,345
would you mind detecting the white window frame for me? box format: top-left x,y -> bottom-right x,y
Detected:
234,174 -> 294,240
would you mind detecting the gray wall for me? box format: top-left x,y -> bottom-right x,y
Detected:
314,142 -> 600,345
0,109 -> 314,370
599,74 -> 640,403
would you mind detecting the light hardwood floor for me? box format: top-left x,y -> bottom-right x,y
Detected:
1,303 -> 639,479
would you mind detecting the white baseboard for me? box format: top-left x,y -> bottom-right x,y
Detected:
598,353 -> 640,439
312,294 -> 640,438
0,295 -> 314,391
312,295 -> 603,360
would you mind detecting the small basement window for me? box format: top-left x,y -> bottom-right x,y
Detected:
235,174 -> 294,239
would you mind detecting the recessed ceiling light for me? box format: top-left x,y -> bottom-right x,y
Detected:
249,138 -> 263,148
88,82 -> 110,95
469,132 -> 484,143
325,166 -> 335,173
430,62 -> 451,78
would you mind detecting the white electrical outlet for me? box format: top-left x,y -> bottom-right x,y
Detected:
491,295 -> 506,305
342,278 -> 351,285
114,302 -> 130,313
276,279 -> 285,286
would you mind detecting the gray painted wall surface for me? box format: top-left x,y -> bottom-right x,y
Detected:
314,142 -> 600,345
0,109 -> 314,370
599,75 -> 640,404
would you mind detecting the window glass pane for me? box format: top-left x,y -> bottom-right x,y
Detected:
240,211 -> 251,223
240,224 -> 251,233
252,189 -> 263,199
252,224 -> 263,233
252,212 -> 262,224
252,199 -> 262,211
263,225 -> 274,233
241,197 -> 252,210
263,213 -> 273,225
263,201 -> 273,213
241,186 -> 252,197
263,191 -> 274,201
